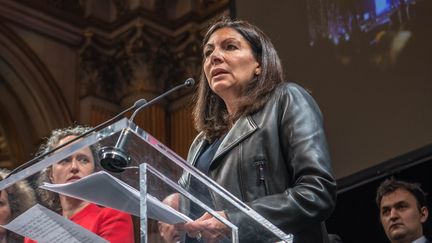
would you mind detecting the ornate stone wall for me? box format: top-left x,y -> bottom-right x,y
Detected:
0,0 -> 229,167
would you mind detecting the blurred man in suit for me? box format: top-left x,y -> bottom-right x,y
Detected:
377,178 -> 430,243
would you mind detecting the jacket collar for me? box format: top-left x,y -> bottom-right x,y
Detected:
189,116 -> 258,166
213,115 -> 258,162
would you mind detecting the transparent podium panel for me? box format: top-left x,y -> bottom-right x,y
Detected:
0,118 -> 293,243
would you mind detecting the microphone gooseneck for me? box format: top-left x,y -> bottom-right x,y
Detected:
99,77 -> 195,173
129,78 -> 195,121
4,98 -> 148,179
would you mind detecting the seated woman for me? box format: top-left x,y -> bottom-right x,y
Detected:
24,126 -> 135,243
0,169 -> 36,243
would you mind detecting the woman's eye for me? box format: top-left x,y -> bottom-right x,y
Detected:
78,156 -> 90,163
204,49 -> 212,57
226,44 -> 238,50
58,158 -> 70,164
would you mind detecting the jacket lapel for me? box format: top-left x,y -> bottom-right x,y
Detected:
187,133 -> 208,166
211,115 -> 258,164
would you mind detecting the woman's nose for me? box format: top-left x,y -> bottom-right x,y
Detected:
70,159 -> 79,171
209,49 -> 223,64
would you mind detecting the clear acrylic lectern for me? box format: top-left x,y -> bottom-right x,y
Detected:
0,118 -> 293,243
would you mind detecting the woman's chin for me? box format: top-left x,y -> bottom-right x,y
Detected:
211,82 -> 231,92
212,83 -> 241,96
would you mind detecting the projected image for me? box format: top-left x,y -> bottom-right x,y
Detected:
375,0 -> 391,15
307,0 -> 418,46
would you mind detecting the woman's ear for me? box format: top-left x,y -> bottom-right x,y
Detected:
48,168 -> 54,182
255,67 -> 261,76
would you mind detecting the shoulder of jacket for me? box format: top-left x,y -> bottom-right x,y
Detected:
278,82 -> 310,96
270,82 -> 311,105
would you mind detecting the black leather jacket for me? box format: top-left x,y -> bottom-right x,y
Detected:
183,83 -> 336,243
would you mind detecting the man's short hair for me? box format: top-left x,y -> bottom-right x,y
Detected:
376,177 -> 428,210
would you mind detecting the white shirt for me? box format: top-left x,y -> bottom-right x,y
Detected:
412,236 -> 428,243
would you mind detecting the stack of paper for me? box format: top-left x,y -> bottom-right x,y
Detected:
40,171 -> 191,224
1,204 -> 108,243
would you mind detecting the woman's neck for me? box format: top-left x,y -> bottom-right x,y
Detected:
219,89 -> 241,117
60,195 -> 89,218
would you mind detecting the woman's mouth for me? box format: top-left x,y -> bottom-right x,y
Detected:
67,176 -> 81,182
211,68 -> 228,78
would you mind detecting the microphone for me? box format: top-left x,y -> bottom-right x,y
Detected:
4,99 -> 147,179
130,78 -> 195,121
99,77 -> 196,173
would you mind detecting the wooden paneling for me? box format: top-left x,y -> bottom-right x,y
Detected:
133,105 -> 167,144
89,104 -> 116,126
169,105 -> 196,160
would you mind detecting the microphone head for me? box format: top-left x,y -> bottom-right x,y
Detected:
133,99 -> 147,108
99,147 -> 131,173
184,78 -> 195,87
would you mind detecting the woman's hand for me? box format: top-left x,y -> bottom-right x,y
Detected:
177,211 -> 230,243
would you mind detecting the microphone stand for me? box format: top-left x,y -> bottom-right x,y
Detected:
99,77 -> 195,173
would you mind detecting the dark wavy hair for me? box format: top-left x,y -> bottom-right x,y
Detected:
376,177 -> 428,210
36,125 -> 101,212
193,17 -> 285,141
0,169 -> 36,242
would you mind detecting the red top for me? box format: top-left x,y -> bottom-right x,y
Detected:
24,203 -> 135,243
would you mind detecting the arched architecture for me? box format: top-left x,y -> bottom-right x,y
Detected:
0,0 -> 230,168
0,23 -> 72,166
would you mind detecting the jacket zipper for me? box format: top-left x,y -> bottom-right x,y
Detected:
255,161 -> 269,195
